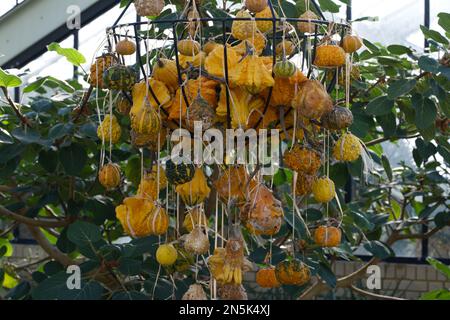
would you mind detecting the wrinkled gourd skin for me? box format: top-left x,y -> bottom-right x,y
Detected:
183,226 -> 210,255
168,77 -> 219,122
102,64 -> 136,91
134,0 -> 165,17
115,197 -> 155,238
321,106 -> 354,130
179,52 -> 206,69
292,80 -> 333,120
182,284 -> 208,300
263,70 -> 308,108
165,159 -> 196,185
312,177 -> 336,203
218,284 -> 248,300
232,32 -> 267,56
186,94 -> 216,131
89,54 -> 116,88
297,10 -> 318,33
217,85 -> 265,129
231,10 -> 257,40
229,54 -> 275,95
283,145 -> 322,175
98,163 -> 121,190
97,114 -> 122,144
116,39 -> 136,56
314,45 -> 346,68
314,226 -> 342,247
256,6 -> 278,33
275,259 -> 311,286
256,267 -> 281,288
183,207 -> 208,232
214,166 -> 249,205
295,173 -> 315,196
205,46 -> 240,78
240,182 -> 284,236
176,168 -> 211,206
245,0 -> 268,13
333,133 -> 361,162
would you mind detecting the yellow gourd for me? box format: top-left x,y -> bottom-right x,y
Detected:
115,197 -> 155,238
314,44 -> 346,68
231,10 -> 257,40
263,70 -> 308,108
156,244 -> 178,266
232,32 -> 267,56
229,54 -> 275,94
256,6 -> 278,33
312,177 -> 335,203
205,45 -> 240,78
176,168 -> 211,206
153,58 -> 179,93
179,51 -> 206,69
97,114 -> 122,144
98,163 -> 121,190
333,133 -> 362,162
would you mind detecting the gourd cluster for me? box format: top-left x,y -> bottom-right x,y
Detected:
90,0 -> 366,300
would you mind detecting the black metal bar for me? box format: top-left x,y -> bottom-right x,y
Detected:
73,30 -> 79,80
424,0 -> 430,50
172,23 -> 191,114
310,0 -> 327,20
307,24 -> 319,78
112,0 -> 133,28
346,0 -> 352,21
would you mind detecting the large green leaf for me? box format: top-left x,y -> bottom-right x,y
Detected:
420,25 -> 449,45
418,56 -> 440,73
421,289 -> 450,300
67,221 -> 102,248
318,0 -> 340,13
438,12 -> 450,33
412,95 -> 437,130
0,127 -> 14,144
365,96 -> 394,116
387,79 -> 416,100
0,68 -> 22,88
426,257 -> 450,279
48,43 -> 86,67
363,240 -> 394,259
32,271 -> 104,300
58,143 -> 88,176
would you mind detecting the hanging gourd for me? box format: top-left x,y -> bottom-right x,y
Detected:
175,168 -> 211,206
276,40 -> 295,57
208,247 -> 253,285
182,284 -> 208,300
229,53 -> 275,94
312,177 -> 335,203
342,35 -> 363,53
218,284 -> 248,300
89,53 -> 116,88
214,166 -> 249,205
245,0 -> 268,13
187,7 -> 201,38
179,51 -> 206,69
152,58 -> 179,94
297,10 -> 318,33
156,244 -> 178,266
103,64 -> 136,91
186,94 -> 216,131
232,32 -> 267,56
131,126 -> 167,151
295,173 -> 315,196
178,39 -> 201,56
165,159 -> 196,185
273,60 -> 297,78
321,106 -> 354,130
183,207 -> 208,232
217,85 -> 264,129
314,225 -> 342,247
130,101 -> 161,135
115,197 -> 155,238
333,133 -> 362,162
255,6 -> 278,33
240,183 -> 284,236
116,38 -> 136,56
98,163 -> 121,190
263,70 -> 307,108
168,77 -> 219,121
134,0 -> 165,17
116,94 -> 132,115
97,114 -> 122,144
205,45 -> 240,77
292,79 -> 333,119
247,103 -> 279,130
256,266 -> 281,288
184,226 -> 210,255
283,145 -> 322,175
231,10 -> 257,40
275,259 -> 311,286
149,205 -> 169,235
203,41 -> 220,55
137,175 -> 158,201
314,44 -> 346,68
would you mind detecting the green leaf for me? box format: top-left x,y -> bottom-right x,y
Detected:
437,145 -> 450,165
363,240 -> 394,259
5,281 -> 31,300
365,96 -> 394,116
318,0 -> 340,13
11,128 -> 42,145
420,25 -> 449,45
387,79 -> 417,100
421,289 -> 450,300
32,272 -> 104,300
112,291 -> 148,300
438,12 -> 450,33
426,257 -> 450,279
362,39 -> 380,53
67,221 -> 102,248
418,56 -> 440,73
47,43 -> 86,67
434,211 -> 450,228
24,76 -> 75,93
348,210 -> 374,231
0,68 -> 22,88
381,155 -> 393,181
48,123 -> 74,140
0,127 -> 14,144
387,45 -> 412,55
38,149 -> 58,172
412,95 -> 437,130
316,262 -> 337,288
117,258 -> 143,276
376,112 -> 397,137
58,143 -> 88,176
